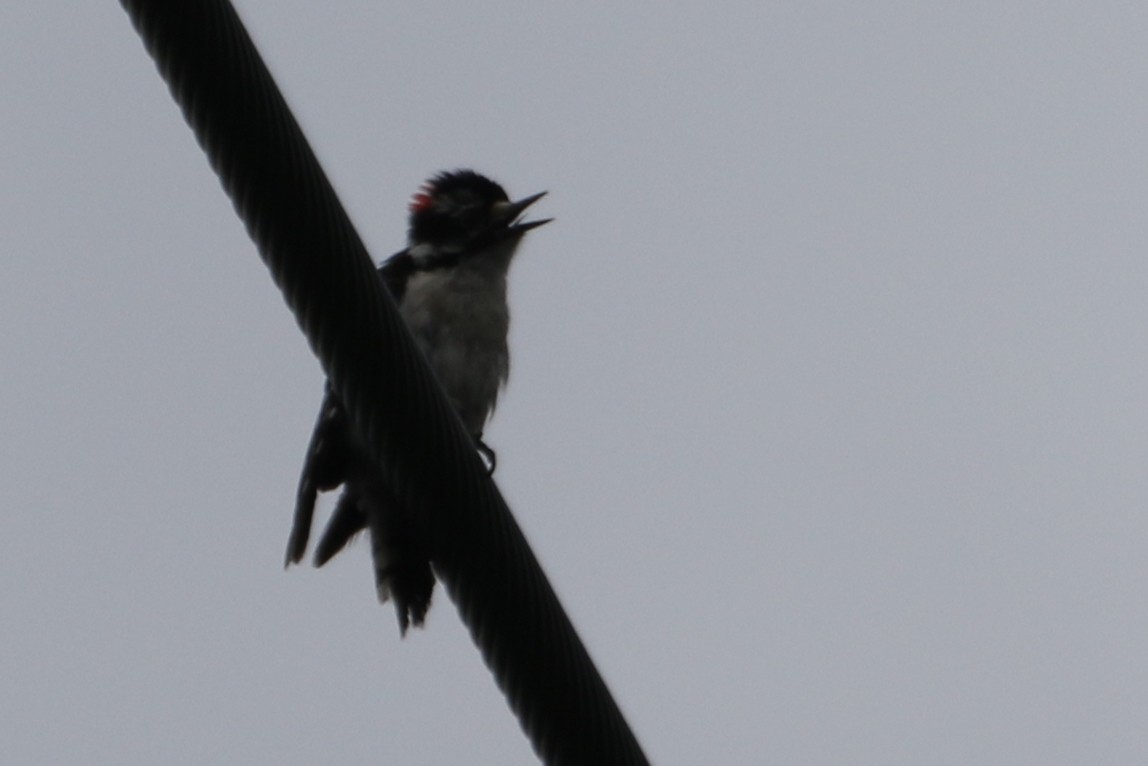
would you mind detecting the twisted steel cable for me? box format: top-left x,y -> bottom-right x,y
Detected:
118,2 -> 649,763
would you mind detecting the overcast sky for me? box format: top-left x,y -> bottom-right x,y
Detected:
4,2 -> 1148,764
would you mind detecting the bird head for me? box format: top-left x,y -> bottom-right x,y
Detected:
406,170 -> 550,256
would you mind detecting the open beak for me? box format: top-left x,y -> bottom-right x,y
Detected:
495,190 -> 553,234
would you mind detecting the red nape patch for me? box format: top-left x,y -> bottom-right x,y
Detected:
409,185 -> 435,213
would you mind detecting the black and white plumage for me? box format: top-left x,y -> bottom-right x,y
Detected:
285,170 -> 549,634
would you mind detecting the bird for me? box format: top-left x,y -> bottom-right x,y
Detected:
284,169 -> 550,634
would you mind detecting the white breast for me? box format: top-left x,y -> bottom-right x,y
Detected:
400,264 -> 511,434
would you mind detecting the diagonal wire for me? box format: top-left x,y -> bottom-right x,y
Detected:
118,1 -> 650,764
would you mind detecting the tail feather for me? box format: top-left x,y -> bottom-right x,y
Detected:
368,509 -> 434,635
286,388 -> 435,633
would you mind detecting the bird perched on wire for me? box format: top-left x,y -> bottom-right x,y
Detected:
284,169 -> 550,634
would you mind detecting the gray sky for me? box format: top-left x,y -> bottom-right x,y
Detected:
4,2 -> 1148,763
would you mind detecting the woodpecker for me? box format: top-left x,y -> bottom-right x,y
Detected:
284,169 -> 550,634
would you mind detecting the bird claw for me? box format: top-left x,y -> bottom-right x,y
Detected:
475,437 -> 497,475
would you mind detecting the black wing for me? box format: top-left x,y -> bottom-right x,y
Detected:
285,249 -> 436,631
284,249 -> 413,566
284,386 -> 352,565
378,249 -> 414,302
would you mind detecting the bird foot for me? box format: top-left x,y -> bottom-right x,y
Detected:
475,436 -> 497,475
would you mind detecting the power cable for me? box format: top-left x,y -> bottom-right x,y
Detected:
118,2 -> 650,763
